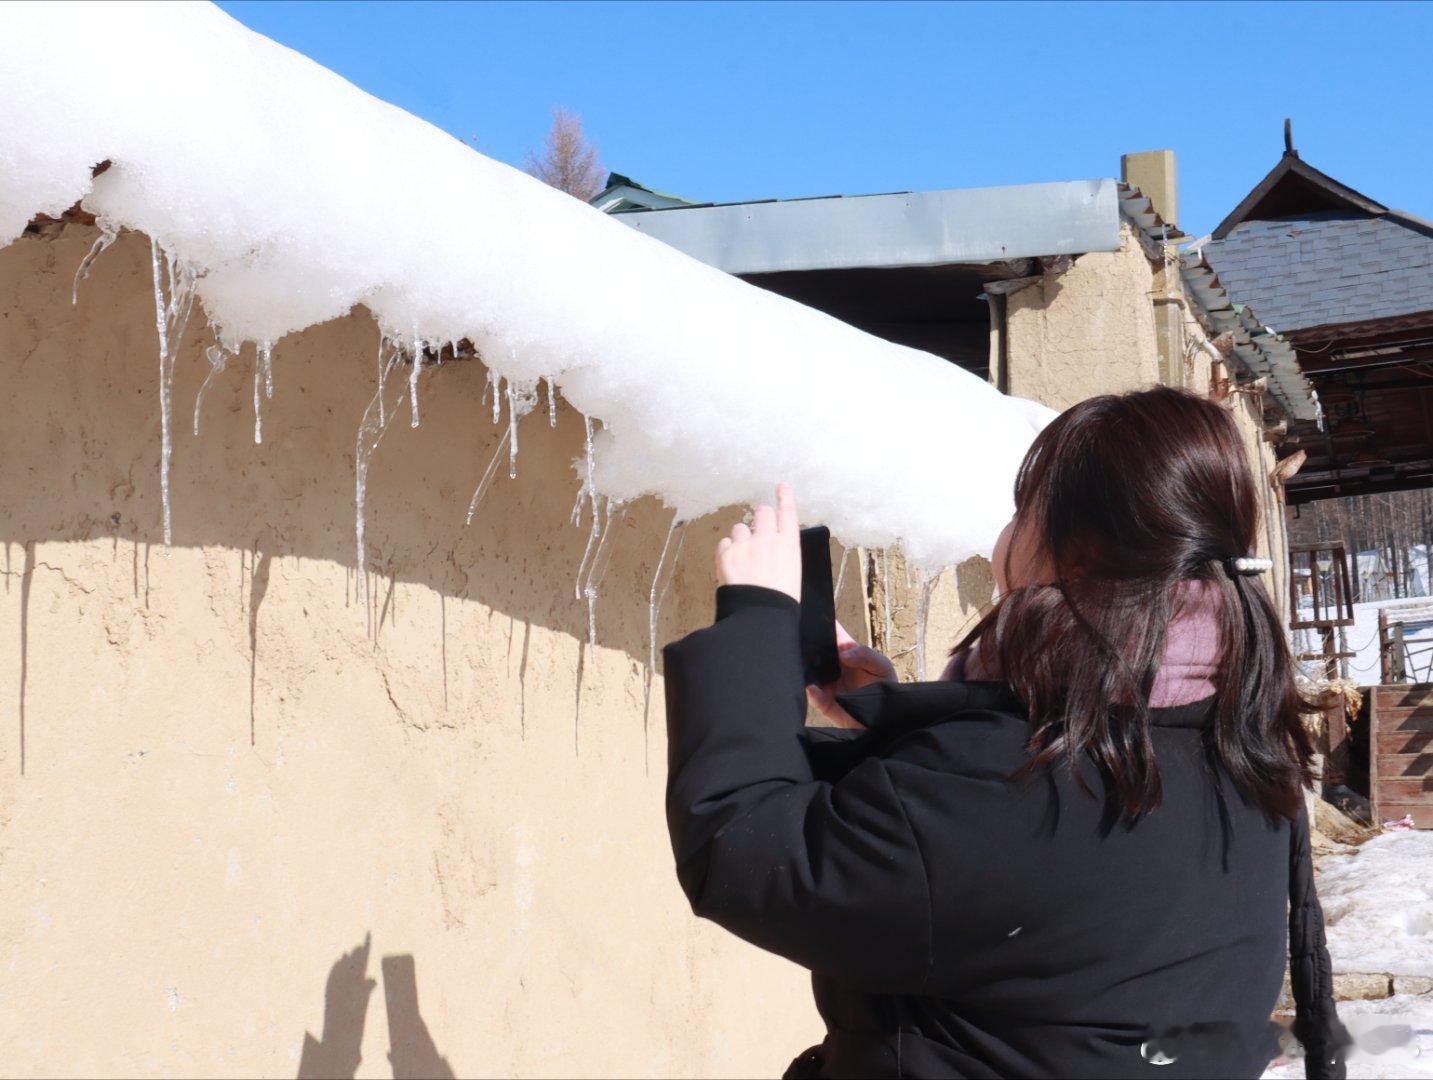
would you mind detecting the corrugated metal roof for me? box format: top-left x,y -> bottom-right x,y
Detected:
1180,251 -> 1322,423
605,179 -> 1123,274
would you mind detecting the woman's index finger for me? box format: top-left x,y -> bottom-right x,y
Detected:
775,482 -> 798,533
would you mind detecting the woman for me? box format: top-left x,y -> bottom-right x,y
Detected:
662,387 -> 1348,1079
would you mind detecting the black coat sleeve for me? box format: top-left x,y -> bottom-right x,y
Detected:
1288,802 -> 1352,1079
662,585 -> 932,993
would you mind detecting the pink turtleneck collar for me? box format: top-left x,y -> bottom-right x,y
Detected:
941,580 -> 1221,708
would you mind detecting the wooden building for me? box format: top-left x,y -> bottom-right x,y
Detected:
1203,126 -> 1433,505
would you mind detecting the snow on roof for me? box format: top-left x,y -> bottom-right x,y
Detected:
0,1 -> 1050,590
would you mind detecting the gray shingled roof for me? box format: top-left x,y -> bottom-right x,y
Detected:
1203,209 -> 1433,333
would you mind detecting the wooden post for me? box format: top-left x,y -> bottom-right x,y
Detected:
1380,607 -> 1392,684
1321,627 -> 1348,788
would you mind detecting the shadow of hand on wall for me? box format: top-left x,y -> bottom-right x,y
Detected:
297,934 -> 377,1080
382,954 -> 456,1080
296,939 -> 455,1080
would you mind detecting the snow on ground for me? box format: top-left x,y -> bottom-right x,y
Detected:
1262,995 -> 1433,1079
1342,598 -> 1433,684
1319,830 -> 1433,977
0,1 -> 1051,577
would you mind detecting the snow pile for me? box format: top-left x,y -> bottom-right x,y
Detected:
1262,995 -> 1433,1079
1318,830 -> 1433,977
0,0 -> 1052,583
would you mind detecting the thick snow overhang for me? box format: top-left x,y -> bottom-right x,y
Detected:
605,179 -> 1122,274
1180,251 -> 1322,424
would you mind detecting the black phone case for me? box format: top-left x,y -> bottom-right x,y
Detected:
799,526 -> 841,685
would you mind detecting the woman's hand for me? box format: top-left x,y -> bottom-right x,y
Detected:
806,621 -> 897,728
715,482 -> 802,602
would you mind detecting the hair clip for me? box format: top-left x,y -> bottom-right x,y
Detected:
1227,555 -> 1273,576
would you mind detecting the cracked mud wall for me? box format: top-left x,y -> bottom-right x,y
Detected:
0,220 -> 1291,1078
1004,223 -> 1162,410
0,227 -> 833,1078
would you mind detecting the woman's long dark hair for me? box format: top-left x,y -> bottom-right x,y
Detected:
956,386 -> 1314,822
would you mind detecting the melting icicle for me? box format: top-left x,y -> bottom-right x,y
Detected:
491,374 -> 502,424
465,391 -> 535,524
914,571 -> 936,680
481,368 -> 493,408
648,516 -> 688,673
260,340 -> 274,399
581,415 -> 599,516
193,344 -> 228,436
464,430 -> 510,525
355,342 -> 404,607
409,344 -> 422,428
545,376 -> 557,427
151,238 -> 175,545
72,222 -> 118,305
251,340 -> 274,445
252,349 -> 264,445
507,382 -> 519,479
574,494 -> 603,601
583,500 -> 627,647
148,241 -> 198,544
375,334 -> 388,426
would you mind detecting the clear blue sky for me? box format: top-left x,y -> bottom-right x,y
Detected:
217,0 -> 1431,238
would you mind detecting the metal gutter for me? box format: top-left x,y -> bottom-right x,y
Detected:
1180,251 -> 1322,424
607,179 -> 1123,274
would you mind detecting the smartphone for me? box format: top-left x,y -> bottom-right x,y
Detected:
799,526 -> 841,686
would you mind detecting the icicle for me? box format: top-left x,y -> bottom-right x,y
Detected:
583,500 -> 627,647
507,382 -> 519,479
375,335 -> 388,426
545,376 -> 558,427
72,222 -> 118,305
151,238 -> 175,545
193,344 -> 228,436
581,415 -> 599,517
261,341 -> 274,399
465,390 -> 534,524
914,571 -> 936,680
834,546 -> 849,603
481,368 -> 493,407
355,342 -> 404,607
569,484 -> 587,527
574,494 -> 603,600
648,516 -> 689,672
252,348 -> 264,445
409,344 -> 422,428
491,374 -> 502,424
464,431 -> 509,525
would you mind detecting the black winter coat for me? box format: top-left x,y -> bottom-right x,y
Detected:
663,586 -> 1350,1079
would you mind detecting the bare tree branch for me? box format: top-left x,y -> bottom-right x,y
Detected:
525,108 -> 605,202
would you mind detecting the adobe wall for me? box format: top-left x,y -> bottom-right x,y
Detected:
0,218 -> 1293,1078
0,226 -> 836,1078
1004,223 -> 1162,409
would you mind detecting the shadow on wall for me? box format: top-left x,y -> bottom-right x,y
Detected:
0,227 -> 730,673
297,935 -> 455,1080
297,935 -> 376,1080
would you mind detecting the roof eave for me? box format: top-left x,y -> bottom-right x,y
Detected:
606,178 -> 1124,275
